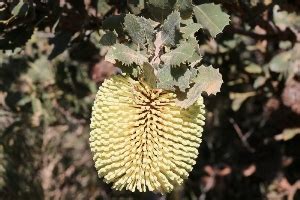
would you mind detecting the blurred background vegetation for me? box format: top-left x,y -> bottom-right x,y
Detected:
1,0 -> 300,199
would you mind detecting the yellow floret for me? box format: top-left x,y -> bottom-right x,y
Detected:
89,75 -> 205,193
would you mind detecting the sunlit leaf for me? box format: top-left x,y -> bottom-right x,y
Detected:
268,51 -> 291,73
229,92 -> 256,111
275,128 -> 300,141
273,5 -> 300,30
161,43 -> 195,66
244,64 -> 263,74
181,23 -> 202,38
193,3 -> 230,37
11,1 -> 29,17
105,44 -> 148,66
176,65 -> 223,108
157,11 -> 181,47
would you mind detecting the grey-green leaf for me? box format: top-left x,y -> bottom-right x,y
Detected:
176,65 -> 222,108
99,31 -> 117,46
142,63 -> 157,88
269,51 -> 292,73
181,23 -> 202,38
161,11 -> 181,46
192,65 -> 223,95
161,43 -> 195,66
102,14 -> 125,35
147,0 -> 175,22
124,14 -> 156,48
175,0 -> 193,19
105,44 -> 148,66
157,65 -> 196,92
148,0 -> 171,8
193,3 -> 230,37
153,11 -> 181,59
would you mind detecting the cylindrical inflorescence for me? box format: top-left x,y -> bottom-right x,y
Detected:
90,75 -> 205,193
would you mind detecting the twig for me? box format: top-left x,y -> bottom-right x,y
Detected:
229,118 -> 255,153
288,181 -> 300,200
0,16 -> 16,26
230,27 -> 297,42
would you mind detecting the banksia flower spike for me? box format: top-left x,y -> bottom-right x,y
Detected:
89,75 -> 205,193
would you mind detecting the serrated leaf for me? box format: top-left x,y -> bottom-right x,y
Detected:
161,43 -> 195,66
124,14 -> 156,48
153,11 -> 181,61
193,65 -> 223,95
160,11 -> 181,47
148,0 -> 172,8
105,44 -> 148,66
187,51 -> 202,65
193,3 -> 230,37
147,0 -> 175,22
176,65 -> 222,108
102,14 -> 125,35
99,31 -> 117,46
175,0 -> 193,19
181,23 -> 202,38
142,63 -> 157,88
157,65 -> 195,92
128,0 -> 145,14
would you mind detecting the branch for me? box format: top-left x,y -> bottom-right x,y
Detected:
230,27 -> 297,42
288,181 -> 300,200
229,118 -> 255,153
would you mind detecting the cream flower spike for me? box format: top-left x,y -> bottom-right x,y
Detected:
89,75 -> 205,193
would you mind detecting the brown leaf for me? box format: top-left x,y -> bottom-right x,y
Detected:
91,59 -> 117,83
282,78 -> 300,114
243,164 -> 256,177
216,166 -> 232,176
